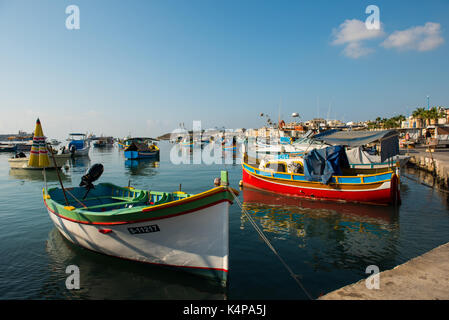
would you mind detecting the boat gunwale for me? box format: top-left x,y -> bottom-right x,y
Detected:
43,184 -> 238,225
242,161 -> 395,186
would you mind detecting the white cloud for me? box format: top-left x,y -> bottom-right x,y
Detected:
331,19 -> 385,58
381,22 -> 444,52
332,19 -> 384,45
342,42 -> 374,59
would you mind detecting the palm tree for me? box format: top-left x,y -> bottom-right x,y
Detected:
426,107 -> 445,125
412,107 -> 427,127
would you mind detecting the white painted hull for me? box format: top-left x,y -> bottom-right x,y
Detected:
47,201 -> 229,281
8,157 -> 68,169
70,146 -> 90,157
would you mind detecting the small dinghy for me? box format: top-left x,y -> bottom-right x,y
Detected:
43,164 -> 238,284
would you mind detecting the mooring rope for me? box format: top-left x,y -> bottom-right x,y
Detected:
228,187 -> 314,300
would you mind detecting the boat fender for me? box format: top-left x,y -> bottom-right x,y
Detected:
98,229 -> 113,234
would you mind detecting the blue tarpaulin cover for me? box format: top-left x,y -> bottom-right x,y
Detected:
303,145 -> 349,184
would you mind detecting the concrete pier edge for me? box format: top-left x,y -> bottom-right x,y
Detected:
319,242 -> 449,300
406,148 -> 449,188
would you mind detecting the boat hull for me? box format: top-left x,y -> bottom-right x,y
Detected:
242,164 -> 398,205
0,147 -> 17,152
8,157 -> 68,169
45,194 -> 230,283
125,150 -> 159,159
71,146 -> 90,157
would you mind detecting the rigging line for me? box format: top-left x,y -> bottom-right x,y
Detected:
228,188 -> 314,300
64,188 -> 88,208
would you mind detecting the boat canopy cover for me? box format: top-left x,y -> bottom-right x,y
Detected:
345,147 -> 380,164
303,145 -> 349,184
68,140 -> 85,150
312,129 -> 398,147
312,129 -> 399,162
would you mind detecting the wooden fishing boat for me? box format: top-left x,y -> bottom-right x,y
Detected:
250,150 -> 409,170
117,140 -> 126,149
0,143 -> 17,152
13,140 -> 33,152
93,137 -> 114,148
124,137 -> 160,159
43,169 -> 237,284
179,137 -> 194,147
221,137 -> 237,150
242,147 -> 401,205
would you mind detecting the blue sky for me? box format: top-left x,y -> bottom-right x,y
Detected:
0,0 -> 448,139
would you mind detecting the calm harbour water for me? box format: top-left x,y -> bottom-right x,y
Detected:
1,141 -> 449,300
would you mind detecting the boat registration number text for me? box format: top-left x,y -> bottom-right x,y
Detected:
128,224 -> 160,234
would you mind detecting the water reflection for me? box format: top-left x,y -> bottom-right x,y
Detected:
9,168 -> 71,182
68,157 -> 91,173
44,228 -> 226,299
241,187 -> 400,270
403,166 -> 449,209
124,159 -> 160,176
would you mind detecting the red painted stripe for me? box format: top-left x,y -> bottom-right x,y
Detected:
44,198 -> 232,225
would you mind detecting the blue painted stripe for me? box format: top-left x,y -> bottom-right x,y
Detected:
243,164 -> 255,173
363,173 -> 392,183
292,175 -> 306,181
255,170 -> 272,177
338,177 -> 362,184
273,173 -> 291,179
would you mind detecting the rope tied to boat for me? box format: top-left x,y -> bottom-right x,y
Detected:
227,187 -> 314,300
